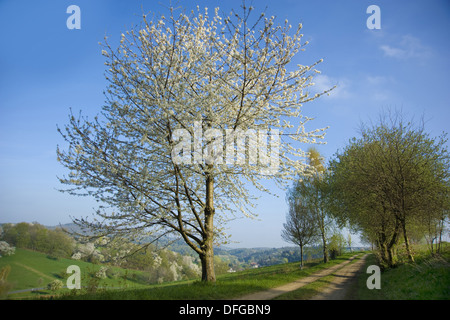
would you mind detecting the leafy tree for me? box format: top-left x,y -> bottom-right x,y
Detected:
328,232 -> 345,259
282,186 -> 318,268
347,233 -> 352,252
329,112 -> 449,266
292,147 -> 332,263
9,223 -> 31,248
57,4 -> 330,281
46,228 -> 76,259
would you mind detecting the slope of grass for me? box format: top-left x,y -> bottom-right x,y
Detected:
356,244 -> 450,300
0,248 -> 150,299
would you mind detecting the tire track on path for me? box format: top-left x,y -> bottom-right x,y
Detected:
309,253 -> 368,300
234,254 -> 364,300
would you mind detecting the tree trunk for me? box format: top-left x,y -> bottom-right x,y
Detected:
437,217 -> 444,254
201,169 -> 216,282
200,240 -> 215,282
299,245 -> 304,269
379,241 -> 388,266
400,217 -> 414,263
387,247 -> 395,267
317,207 -> 328,263
321,232 -> 328,263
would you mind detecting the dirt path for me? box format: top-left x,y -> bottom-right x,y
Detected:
309,253 -> 368,300
235,254 -> 367,300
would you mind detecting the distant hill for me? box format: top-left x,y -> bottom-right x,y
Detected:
46,222 -> 92,236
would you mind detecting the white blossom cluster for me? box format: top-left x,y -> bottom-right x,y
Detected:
95,266 -> 109,279
0,241 -> 15,258
169,261 -> 183,281
152,253 -> 162,268
71,252 -> 82,260
72,242 -> 104,262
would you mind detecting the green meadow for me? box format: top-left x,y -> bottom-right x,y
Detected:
1,244 -> 448,300
0,248 -> 149,299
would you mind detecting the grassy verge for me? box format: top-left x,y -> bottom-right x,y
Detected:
356,244 -> 450,300
57,252 -> 361,300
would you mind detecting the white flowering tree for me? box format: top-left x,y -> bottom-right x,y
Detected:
57,5 -> 331,282
0,241 -> 15,257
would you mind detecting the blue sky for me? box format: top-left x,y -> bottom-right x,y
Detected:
0,0 -> 449,248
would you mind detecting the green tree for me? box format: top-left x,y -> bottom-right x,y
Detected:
282,186 -> 318,268
329,112 -> 449,266
11,223 -> 31,248
328,232 -> 345,259
302,147 -> 331,263
347,233 -> 352,252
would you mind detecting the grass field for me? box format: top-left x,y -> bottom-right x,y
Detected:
0,248 -> 361,300
0,248 -> 150,299
1,244 -> 448,300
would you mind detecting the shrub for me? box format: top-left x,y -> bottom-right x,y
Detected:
47,279 -> 64,291
71,252 -> 82,260
95,266 -> 108,279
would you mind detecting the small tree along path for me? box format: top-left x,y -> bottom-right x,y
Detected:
235,254 -> 367,300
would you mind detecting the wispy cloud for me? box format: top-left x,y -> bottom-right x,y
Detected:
380,35 -> 432,59
380,45 -> 406,58
312,75 -> 351,100
364,75 -> 397,102
366,75 -> 396,86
